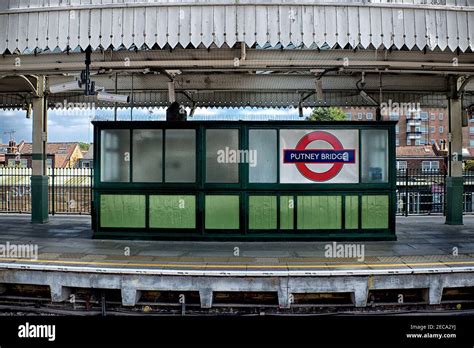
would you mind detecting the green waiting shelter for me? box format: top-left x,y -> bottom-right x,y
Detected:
92,120 -> 396,240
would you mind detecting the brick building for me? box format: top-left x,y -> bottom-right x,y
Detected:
345,106 -> 474,163
396,145 -> 447,173
462,117 -> 474,160
344,106 -> 451,147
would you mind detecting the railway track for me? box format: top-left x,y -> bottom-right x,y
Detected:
0,284 -> 473,316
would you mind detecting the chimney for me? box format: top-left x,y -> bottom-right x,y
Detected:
440,139 -> 447,152
7,140 -> 17,154
434,140 -> 448,157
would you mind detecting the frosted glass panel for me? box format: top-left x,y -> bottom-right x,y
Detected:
361,130 -> 389,183
280,196 -> 294,230
100,194 -> 145,228
101,130 -> 130,182
206,129 -> 239,183
297,196 -> 342,229
205,195 -> 240,229
249,196 -> 277,229
362,195 -> 389,228
249,129 -> 277,183
150,195 -> 196,228
165,130 -> 196,182
345,196 -> 359,229
132,130 -> 163,182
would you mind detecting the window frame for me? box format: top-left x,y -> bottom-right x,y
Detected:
100,129 -> 131,183
205,128 -> 241,185
132,129 -> 164,183
360,129 -> 389,184
248,129 -> 278,184
422,161 -> 440,172
397,161 -> 407,171
164,129 -> 197,183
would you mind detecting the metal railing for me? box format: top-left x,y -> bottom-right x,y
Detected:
396,169 -> 474,216
0,167 -> 92,215
0,167 -> 473,216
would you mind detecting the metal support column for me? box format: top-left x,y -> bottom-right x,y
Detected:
445,76 -> 463,225
31,76 -> 49,224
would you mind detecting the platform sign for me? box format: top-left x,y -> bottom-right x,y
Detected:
280,129 -> 359,183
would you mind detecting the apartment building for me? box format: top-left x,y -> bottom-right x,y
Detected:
344,107 -> 474,151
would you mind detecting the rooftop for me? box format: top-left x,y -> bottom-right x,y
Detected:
6,142 -> 83,168
396,145 -> 439,158
81,144 -> 94,160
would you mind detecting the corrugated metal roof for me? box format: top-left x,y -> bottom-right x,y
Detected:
0,90 -> 463,109
0,1 -> 472,54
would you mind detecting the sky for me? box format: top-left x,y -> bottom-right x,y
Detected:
0,107 -> 310,144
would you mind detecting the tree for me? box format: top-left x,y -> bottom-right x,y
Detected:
465,160 -> 474,171
78,142 -> 91,151
307,107 -> 347,121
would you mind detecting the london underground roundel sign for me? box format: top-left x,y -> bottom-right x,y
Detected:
280,130 -> 359,184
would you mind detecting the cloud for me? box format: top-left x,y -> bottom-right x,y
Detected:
1,107 -> 303,143
193,108 -> 222,117
0,110 -> 33,143
0,110 -> 92,143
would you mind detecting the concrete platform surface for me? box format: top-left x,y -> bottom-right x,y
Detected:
0,214 -> 473,274
0,215 -> 473,309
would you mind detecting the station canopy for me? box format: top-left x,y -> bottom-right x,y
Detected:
0,0 -> 474,110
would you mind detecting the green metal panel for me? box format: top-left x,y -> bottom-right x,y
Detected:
205,195 -> 240,229
345,195 -> 359,229
297,196 -> 342,229
249,196 -> 277,230
279,195 -> 294,230
361,195 -> 389,229
31,175 -> 49,224
445,177 -> 463,225
149,195 -> 196,229
100,194 -> 146,228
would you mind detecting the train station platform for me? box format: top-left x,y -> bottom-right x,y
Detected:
0,215 -> 473,312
